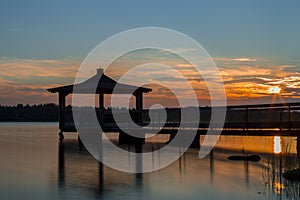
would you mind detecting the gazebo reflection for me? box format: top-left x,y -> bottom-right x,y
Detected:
57,138 -> 144,197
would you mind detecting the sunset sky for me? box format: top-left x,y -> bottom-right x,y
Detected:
1,1 -> 300,107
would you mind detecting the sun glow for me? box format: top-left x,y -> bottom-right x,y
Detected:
268,86 -> 281,94
273,136 -> 281,154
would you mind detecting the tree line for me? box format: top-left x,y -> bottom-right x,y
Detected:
0,103 -> 59,122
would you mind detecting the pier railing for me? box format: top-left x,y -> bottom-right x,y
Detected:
59,102 -> 300,133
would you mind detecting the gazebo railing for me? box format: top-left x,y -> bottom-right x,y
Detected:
60,109 -> 143,131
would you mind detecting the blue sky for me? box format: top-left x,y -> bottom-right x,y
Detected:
1,0 -> 299,61
0,0 -> 300,105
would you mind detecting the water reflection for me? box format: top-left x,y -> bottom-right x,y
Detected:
56,134 -> 300,200
6,124 -> 300,199
57,139 -> 145,198
274,136 -> 282,154
209,150 -> 214,184
58,142 -> 65,196
262,153 -> 300,199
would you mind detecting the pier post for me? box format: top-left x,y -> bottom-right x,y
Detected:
279,108 -> 283,131
119,131 -> 145,145
58,92 -> 67,131
190,133 -> 201,148
244,107 -> 249,133
78,135 -> 84,148
297,136 -> 300,159
166,133 -> 176,144
288,105 -> 291,132
135,93 -> 143,124
119,132 -> 130,145
58,131 -> 64,141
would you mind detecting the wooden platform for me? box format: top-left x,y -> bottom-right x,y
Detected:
58,102 -> 300,137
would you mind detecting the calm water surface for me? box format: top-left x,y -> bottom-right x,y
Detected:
0,122 -> 299,200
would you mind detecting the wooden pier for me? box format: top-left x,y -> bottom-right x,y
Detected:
57,102 -> 300,136
48,69 -> 300,147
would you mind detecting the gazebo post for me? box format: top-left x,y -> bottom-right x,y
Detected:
136,93 -> 143,111
99,93 -> 104,109
135,92 -> 143,123
58,92 -> 67,140
99,92 -> 104,125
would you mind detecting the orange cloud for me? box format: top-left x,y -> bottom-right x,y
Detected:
231,57 -> 256,62
1,54 -> 300,107
0,57 -> 80,105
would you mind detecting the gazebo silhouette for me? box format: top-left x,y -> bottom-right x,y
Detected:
47,68 -> 152,138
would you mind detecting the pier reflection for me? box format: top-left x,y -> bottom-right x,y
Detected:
56,134 -> 300,200
58,142 -> 65,195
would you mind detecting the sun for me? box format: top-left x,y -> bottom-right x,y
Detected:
268,86 -> 281,94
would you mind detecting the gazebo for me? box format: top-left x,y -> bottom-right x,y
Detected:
47,68 -> 152,136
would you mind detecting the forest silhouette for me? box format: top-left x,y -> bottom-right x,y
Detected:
0,103 -> 59,122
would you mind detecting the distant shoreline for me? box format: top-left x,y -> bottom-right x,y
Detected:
0,121 -> 58,127
0,103 -> 59,122
0,120 -> 58,122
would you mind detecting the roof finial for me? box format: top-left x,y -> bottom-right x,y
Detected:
97,67 -> 104,75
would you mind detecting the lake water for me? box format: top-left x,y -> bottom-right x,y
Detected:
0,122 -> 299,200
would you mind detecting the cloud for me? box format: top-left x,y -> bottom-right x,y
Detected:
219,66 -> 273,81
154,76 -> 187,82
0,57 -> 80,105
0,57 -> 79,83
158,48 -> 197,54
1,54 -> 300,106
176,63 -> 193,68
223,77 -> 267,85
211,56 -> 300,101
231,57 -> 256,62
214,57 -> 256,63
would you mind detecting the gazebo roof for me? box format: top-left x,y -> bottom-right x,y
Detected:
47,68 -> 152,95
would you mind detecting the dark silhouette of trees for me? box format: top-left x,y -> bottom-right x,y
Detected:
0,103 -> 59,122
